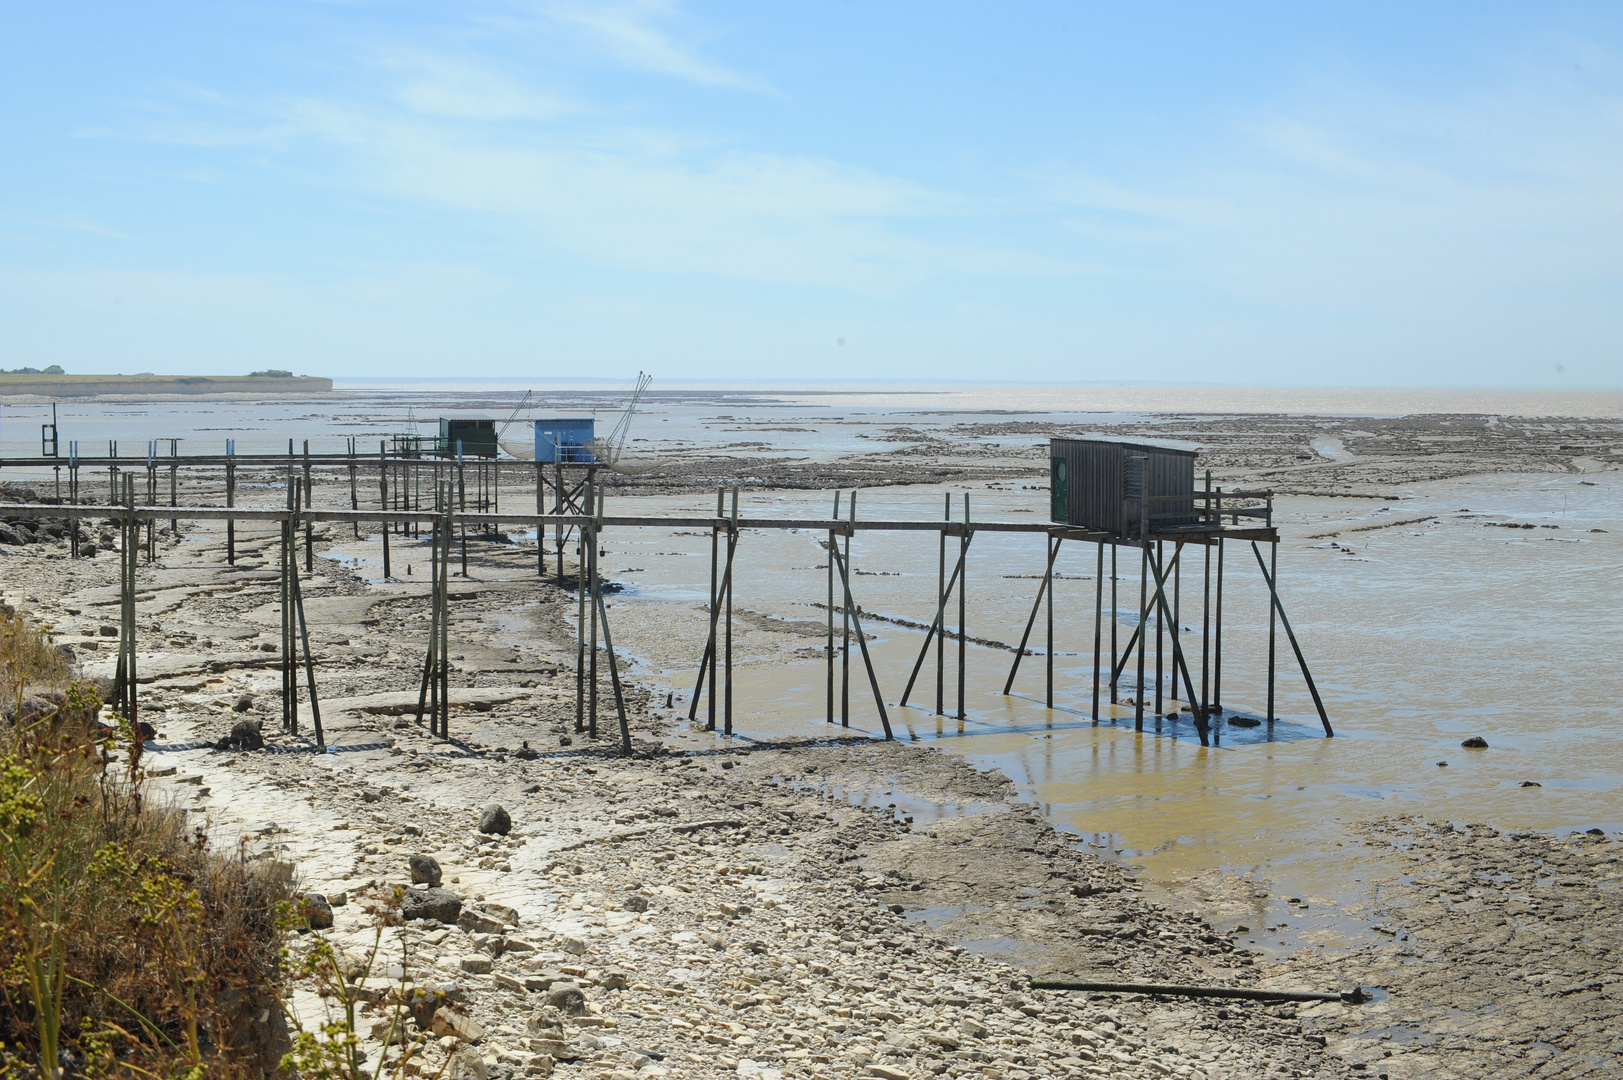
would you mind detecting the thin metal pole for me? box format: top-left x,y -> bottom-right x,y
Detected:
1046,536 -> 1056,709
1135,525 -> 1148,732
842,492 -> 853,727
827,491 -> 837,724
1172,550 -> 1180,703
724,486 -> 737,736
957,493 -> 968,722
1201,470 -> 1212,716
1091,540 -> 1104,723
1004,535 -> 1059,694
1268,540 -> 1278,723
1250,542 -> 1333,736
587,473 -> 598,739
1155,538 -> 1164,716
575,482 -> 587,734
829,533 -> 893,739
937,492 -> 948,716
379,442 -> 391,579
1110,542 -> 1118,705
900,535 -> 969,707
710,487 -> 722,731
1214,527 -> 1225,713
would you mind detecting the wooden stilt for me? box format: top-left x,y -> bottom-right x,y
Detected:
829,532 -> 893,739
1155,539 -> 1164,716
709,487 -> 722,731
937,492 -> 948,716
379,443 -> 391,580
1251,543 -> 1333,736
842,492 -> 854,727
900,535 -> 970,707
587,474 -> 598,740
724,487 -> 737,736
957,493 -> 969,722
827,491 -> 837,724
1092,540 -> 1104,723
1267,540 -> 1278,723
1145,543 -> 1208,746
1110,542 -> 1118,705
1003,535 -> 1060,694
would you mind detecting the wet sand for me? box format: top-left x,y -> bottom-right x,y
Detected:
2,388 -> 1621,1077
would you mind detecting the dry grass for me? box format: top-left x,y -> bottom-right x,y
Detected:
0,605 -> 290,1077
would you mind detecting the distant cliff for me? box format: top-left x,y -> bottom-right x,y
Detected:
0,374 -> 334,397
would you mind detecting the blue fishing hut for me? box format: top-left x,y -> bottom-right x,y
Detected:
534,419 -> 596,464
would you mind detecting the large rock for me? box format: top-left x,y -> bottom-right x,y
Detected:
478,803 -> 511,835
299,893 -> 334,930
1461,736 -> 1489,749
401,887 -> 462,924
409,854 -> 443,886
215,719 -> 264,752
545,982 -> 587,1017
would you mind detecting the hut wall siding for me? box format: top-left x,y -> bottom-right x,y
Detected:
1050,437 -> 1197,534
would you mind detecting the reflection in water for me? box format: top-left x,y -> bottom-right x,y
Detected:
585,472 -> 1623,952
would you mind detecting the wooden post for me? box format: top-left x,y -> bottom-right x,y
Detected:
575,483 -> 586,734
1250,542 -> 1333,736
535,461 -> 544,578
900,538 -> 969,707
1003,535 -> 1060,695
1134,464 -> 1148,731
829,531 -> 893,739
438,492 -> 452,738
1155,538 -> 1164,716
842,492 -> 854,727
1109,541 -> 1118,706
587,472 -> 598,739
1172,549 -> 1180,703
458,442 -> 468,578
349,438 -> 359,538
957,493 -> 968,722
379,442 -> 391,580
289,511 -> 324,747
225,444 -> 236,566
1214,515 -> 1225,712
1145,542 -> 1209,746
303,440 -> 313,573
937,492 -> 948,716
1267,540 -> 1278,723
724,487 -> 738,736
416,500 -> 442,729
168,439 -> 178,536
1092,540 -> 1104,723
827,491 -> 837,724
710,487 -> 722,731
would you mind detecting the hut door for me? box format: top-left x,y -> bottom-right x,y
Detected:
1051,457 -> 1067,522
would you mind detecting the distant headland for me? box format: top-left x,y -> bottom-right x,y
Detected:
0,369 -> 334,397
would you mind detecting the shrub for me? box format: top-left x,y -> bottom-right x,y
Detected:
0,608 -> 290,1077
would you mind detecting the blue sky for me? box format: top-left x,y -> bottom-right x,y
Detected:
1,2 -> 1620,385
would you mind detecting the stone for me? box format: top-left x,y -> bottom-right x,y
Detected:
1521,780 -> 1542,787
868,1068 -> 910,1080
447,1048 -> 488,1079
233,693 -> 254,713
99,625 -> 118,637
545,982 -> 587,1016
1461,736 -> 1489,749
459,954 -> 493,974
481,901 -> 520,925
560,935 -> 587,956
458,909 -> 508,935
402,887 -> 463,924
214,719 -> 264,752
623,894 -> 650,913
431,1008 -> 486,1043
479,803 -> 512,835
299,893 -> 334,930
410,854 -> 444,885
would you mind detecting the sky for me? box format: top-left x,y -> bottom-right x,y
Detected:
1,2 -> 1621,386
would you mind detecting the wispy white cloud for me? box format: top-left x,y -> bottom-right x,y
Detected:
537,0 -> 771,92
378,48 -> 579,121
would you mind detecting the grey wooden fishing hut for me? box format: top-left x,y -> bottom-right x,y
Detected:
1002,436 -> 1332,743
